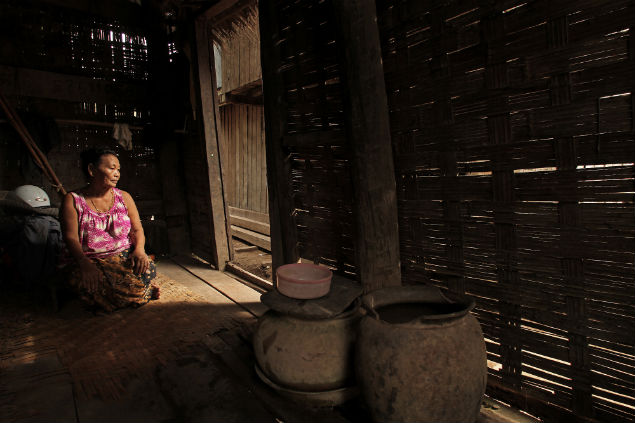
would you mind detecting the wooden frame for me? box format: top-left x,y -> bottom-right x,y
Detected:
192,17 -> 232,270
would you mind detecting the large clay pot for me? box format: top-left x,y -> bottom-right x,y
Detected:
356,285 -> 487,423
253,301 -> 361,391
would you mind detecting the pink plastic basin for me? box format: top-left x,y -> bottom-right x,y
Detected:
276,263 -> 333,299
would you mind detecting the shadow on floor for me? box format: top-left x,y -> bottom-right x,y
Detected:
0,274 -> 358,422
0,270 -> 533,423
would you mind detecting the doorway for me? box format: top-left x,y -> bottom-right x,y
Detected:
211,5 -> 272,283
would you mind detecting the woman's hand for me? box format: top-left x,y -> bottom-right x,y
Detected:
79,258 -> 102,293
130,248 -> 150,276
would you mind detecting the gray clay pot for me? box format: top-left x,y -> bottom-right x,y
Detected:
253,301 -> 361,391
356,285 -> 487,423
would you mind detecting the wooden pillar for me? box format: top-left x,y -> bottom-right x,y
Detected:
144,2 -> 192,255
192,17 -> 231,270
258,0 -> 299,279
332,0 -> 401,292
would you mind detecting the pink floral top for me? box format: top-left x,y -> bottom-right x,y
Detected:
71,188 -> 132,258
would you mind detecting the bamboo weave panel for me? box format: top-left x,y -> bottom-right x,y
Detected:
48,124 -> 162,219
378,0 -> 634,422
0,0 -> 149,82
273,0 -> 356,275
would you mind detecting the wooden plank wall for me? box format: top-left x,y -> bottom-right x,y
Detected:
219,103 -> 268,215
219,17 -> 261,95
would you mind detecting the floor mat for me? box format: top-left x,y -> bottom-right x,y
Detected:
0,273 -> 251,401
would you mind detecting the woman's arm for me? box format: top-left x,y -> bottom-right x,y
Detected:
60,193 -> 102,292
121,190 -> 150,275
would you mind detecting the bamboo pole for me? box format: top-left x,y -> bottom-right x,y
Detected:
0,94 -> 67,195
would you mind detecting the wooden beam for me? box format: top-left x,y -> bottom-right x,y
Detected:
228,206 -> 268,224
230,214 -> 270,236
32,0 -> 144,28
332,0 -> 401,293
55,119 -> 143,130
258,0 -> 299,280
200,0 -> 239,19
0,97 -> 141,122
223,93 -> 263,105
0,65 -> 147,105
229,79 -> 262,96
231,225 -> 271,251
203,0 -> 254,25
193,17 -> 231,270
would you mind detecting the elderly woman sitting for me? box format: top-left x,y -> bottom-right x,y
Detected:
60,148 -> 158,311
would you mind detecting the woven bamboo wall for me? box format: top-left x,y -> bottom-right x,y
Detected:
376,0 -> 634,422
274,0 -> 356,274
0,1 -> 160,221
264,0 -> 634,421
48,124 -> 162,217
0,0 -> 149,81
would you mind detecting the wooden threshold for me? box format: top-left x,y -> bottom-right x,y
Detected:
225,261 -> 273,291
169,255 -> 268,317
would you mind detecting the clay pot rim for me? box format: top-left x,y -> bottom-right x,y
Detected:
362,300 -> 475,327
361,285 -> 476,325
268,297 -> 362,322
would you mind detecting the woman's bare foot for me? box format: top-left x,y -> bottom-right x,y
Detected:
151,284 -> 160,300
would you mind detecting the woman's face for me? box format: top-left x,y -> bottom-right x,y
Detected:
89,154 -> 121,188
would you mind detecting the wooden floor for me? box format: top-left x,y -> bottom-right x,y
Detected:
0,255 -> 537,423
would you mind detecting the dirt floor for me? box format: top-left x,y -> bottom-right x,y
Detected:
230,238 -> 272,281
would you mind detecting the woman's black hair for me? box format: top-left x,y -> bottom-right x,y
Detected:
80,147 -> 118,179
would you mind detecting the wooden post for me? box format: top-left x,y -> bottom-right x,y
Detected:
193,17 -> 231,270
143,1 -> 191,255
258,0 -> 299,279
206,25 -> 235,262
332,0 -> 401,292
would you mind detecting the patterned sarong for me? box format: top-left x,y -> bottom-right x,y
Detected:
68,248 -> 157,312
